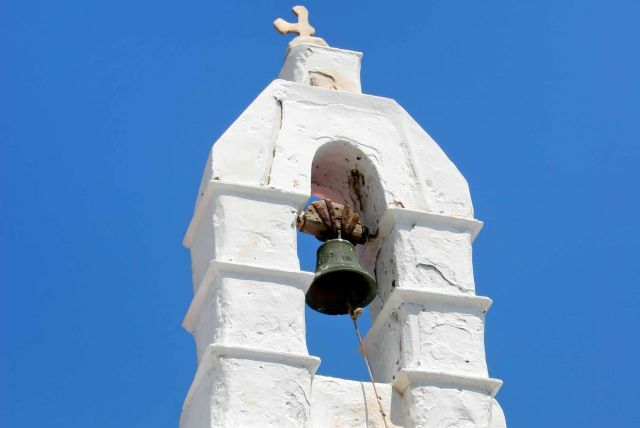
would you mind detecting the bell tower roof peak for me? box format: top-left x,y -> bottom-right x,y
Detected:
274,6 -> 362,93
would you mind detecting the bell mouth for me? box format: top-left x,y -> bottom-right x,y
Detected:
305,268 -> 378,315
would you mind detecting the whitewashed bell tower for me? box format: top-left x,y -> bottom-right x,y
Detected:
180,6 -> 506,427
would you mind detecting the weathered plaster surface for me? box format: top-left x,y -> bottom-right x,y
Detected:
404,385 -> 493,428
394,370 -> 502,428
219,358 -> 313,427
367,209 -> 481,321
364,289 -> 492,383
310,376 -> 403,427
279,43 -> 363,93
183,261 -> 313,362
186,183 -> 306,291
402,302 -> 488,377
181,345 -> 320,428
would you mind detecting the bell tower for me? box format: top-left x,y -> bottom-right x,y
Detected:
180,6 -> 506,427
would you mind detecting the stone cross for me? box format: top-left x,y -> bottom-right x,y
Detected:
274,5 -> 316,38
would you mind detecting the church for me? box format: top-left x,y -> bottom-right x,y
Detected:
179,6 -> 506,427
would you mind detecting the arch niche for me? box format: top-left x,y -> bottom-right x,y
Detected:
310,140 -> 385,239
299,140 -> 385,379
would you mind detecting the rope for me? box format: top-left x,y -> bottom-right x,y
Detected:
349,305 -> 391,428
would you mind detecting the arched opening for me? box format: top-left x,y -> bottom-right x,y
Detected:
310,140 -> 385,233
297,140 -> 386,381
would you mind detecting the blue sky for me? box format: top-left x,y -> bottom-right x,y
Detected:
1,1 -> 639,427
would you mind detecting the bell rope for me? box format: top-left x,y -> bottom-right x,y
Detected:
349,304 -> 391,428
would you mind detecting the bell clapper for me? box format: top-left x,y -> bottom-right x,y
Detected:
349,304 -> 391,428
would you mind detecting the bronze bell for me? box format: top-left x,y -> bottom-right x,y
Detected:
306,238 -> 378,315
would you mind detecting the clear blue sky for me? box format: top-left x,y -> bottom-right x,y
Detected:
1,1 -> 639,427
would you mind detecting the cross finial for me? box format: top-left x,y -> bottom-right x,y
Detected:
274,6 -> 315,38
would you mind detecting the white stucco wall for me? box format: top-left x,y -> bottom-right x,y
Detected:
310,376 -> 403,427
180,41 -> 505,427
186,78 -> 474,228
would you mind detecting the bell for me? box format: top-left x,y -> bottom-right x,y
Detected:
306,238 -> 378,315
